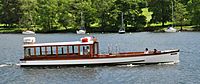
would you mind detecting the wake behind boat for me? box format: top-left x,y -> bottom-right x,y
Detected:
19,37 -> 179,66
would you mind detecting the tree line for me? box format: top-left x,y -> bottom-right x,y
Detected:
0,0 -> 199,32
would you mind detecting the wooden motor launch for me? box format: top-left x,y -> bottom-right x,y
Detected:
20,36 -> 179,66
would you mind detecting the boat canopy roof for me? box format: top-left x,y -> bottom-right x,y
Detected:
23,41 -> 94,47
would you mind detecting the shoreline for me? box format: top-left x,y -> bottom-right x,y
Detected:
0,26 -> 199,34
0,30 -> 199,34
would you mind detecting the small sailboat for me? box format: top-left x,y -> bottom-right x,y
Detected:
77,27 -> 86,34
165,1 -> 177,33
118,12 -> 125,34
165,27 -> 177,32
77,12 -> 86,34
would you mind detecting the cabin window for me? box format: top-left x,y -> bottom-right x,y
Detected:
46,47 -> 52,56
41,47 -> 46,56
24,48 -> 30,57
67,46 -> 78,55
79,46 -> 90,55
44,46 -> 57,56
58,46 -> 67,55
30,48 -> 35,56
68,46 -> 73,54
94,43 -> 98,55
24,47 -> 35,57
52,46 -> 57,55
35,47 -> 40,56
73,46 -> 78,54
79,46 -> 84,55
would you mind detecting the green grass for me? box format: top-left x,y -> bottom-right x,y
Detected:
175,26 -> 194,31
150,22 -> 173,27
0,28 -> 24,33
91,23 -> 100,27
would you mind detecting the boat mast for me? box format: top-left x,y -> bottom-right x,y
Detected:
172,0 -> 174,28
81,12 -> 83,27
121,12 -> 124,30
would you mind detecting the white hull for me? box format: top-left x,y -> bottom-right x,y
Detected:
76,30 -> 86,34
165,30 -> 176,33
22,31 -> 35,35
20,50 -> 179,66
165,27 -> 177,32
118,30 -> 125,34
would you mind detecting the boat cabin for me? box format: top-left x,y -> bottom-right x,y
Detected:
22,37 -> 99,60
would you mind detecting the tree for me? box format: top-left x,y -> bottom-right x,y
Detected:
174,0 -> 188,31
114,0 -> 147,31
0,0 -> 22,27
57,0 -> 74,30
19,0 -> 38,29
36,0 -> 58,32
148,0 -> 171,26
92,0 -> 115,31
73,0 -> 97,29
188,0 -> 200,27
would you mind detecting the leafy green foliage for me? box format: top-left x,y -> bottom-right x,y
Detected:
148,0 -> 171,27
188,0 -> 200,27
0,0 -> 22,27
0,0 -> 199,32
174,1 -> 188,30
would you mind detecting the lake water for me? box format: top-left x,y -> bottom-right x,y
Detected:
0,32 -> 200,84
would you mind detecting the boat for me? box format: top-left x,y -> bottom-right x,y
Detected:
19,36 -> 179,66
118,29 -> 125,34
165,27 -> 177,32
22,30 -> 35,35
165,1 -> 177,33
76,27 -> 86,34
118,12 -> 125,34
77,12 -> 86,34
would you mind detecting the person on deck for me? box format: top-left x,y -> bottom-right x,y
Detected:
84,46 -> 90,55
154,49 -> 157,54
144,48 -> 149,54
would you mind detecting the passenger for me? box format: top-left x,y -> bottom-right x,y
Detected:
84,46 -> 90,55
153,49 -> 157,54
87,46 -> 90,53
144,48 -> 149,54
92,36 -> 97,42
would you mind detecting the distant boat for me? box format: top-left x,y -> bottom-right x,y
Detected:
118,12 -> 125,34
165,1 -> 176,33
22,30 -> 35,35
118,29 -> 125,34
165,27 -> 177,32
77,27 -> 86,34
77,12 -> 86,34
